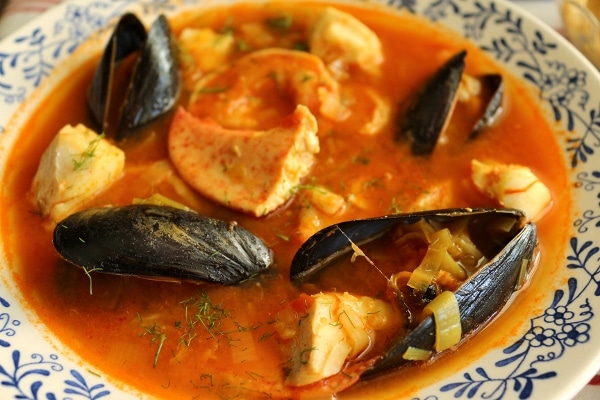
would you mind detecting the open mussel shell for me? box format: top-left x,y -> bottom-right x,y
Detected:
396,50 -> 466,155
87,13 -> 180,140
468,73 -> 504,139
291,207 -> 528,283
363,219 -> 536,379
87,13 -> 146,131
289,208 -> 538,380
117,15 -> 180,138
53,205 -> 273,285
396,51 -> 505,154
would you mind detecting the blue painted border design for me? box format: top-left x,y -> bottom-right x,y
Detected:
0,293 -> 111,400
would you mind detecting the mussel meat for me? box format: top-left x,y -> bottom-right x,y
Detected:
53,205 -> 273,284
290,208 -> 538,380
87,13 -> 180,140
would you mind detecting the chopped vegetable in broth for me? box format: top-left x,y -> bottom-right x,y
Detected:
0,1 -> 571,399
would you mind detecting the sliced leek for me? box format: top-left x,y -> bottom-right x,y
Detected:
402,346 -> 432,361
517,258 -> 530,289
440,250 -> 467,280
407,228 -> 452,293
423,291 -> 462,351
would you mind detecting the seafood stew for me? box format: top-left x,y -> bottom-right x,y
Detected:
0,1 -> 570,399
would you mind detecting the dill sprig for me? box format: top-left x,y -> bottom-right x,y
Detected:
219,16 -> 235,35
282,346 -> 317,368
265,15 -> 292,31
390,197 -> 403,214
197,86 -> 230,94
138,316 -> 168,368
72,133 -> 104,171
179,292 -> 231,345
275,232 -> 290,241
81,266 -> 102,295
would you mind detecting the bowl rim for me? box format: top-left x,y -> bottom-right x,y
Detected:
1,0 -> 600,399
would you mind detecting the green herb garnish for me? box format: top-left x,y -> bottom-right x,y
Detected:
72,133 -> 104,171
138,318 -> 168,368
237,39 -> 251,52
219,16 -> 235,35
197,86 -> 230,94
275,232 -> 290,241
390,197 -> 403,214
82,266 -> 102,295
293,41 -> 309,52
353,155 -> 370,165
179,292 -> 231,345
265,15 -> 292,31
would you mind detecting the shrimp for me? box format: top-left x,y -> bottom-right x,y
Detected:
188,48 -> 344,130
309,7 -> 383,77
471,159 -> 552,221
337,84 -> 390,135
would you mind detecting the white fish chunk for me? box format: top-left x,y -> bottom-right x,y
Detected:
471,159 -> 552,220
307,186 -> 346,215
286,292 -> 396,386
31,124 -> 125,223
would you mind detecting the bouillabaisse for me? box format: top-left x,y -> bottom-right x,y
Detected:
0,1 -> 571,399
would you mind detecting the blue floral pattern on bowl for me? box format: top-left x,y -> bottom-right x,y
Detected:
0,0 -> 598,399
0,294 -> 112,400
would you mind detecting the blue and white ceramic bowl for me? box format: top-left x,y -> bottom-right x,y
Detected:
0,0 -> 599,399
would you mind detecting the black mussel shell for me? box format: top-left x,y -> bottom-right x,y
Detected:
116,15 -> 180,139
291,207 -> 526,284
88,13 -> 147,134
396,50 -> 466,156
362,221 -> 537,379
289,208 -> 538,380
468,73 -> 504,139
87,13 -> 180,140
53,205 -> 273,285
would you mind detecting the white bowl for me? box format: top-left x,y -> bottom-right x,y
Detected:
0,0 -> 599,399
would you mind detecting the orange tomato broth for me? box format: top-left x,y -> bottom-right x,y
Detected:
0,1 -> 572,399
